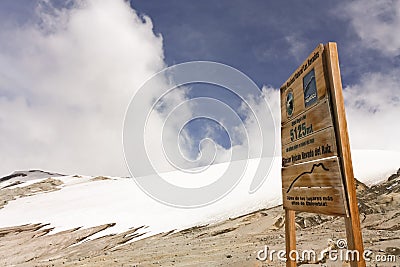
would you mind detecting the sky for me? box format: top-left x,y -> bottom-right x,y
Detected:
0,0 -> 399,177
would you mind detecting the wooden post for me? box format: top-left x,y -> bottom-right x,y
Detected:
324,42 -> 365,267
285,209 -> 296,267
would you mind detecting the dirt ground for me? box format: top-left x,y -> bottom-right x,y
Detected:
1,171 -> 399,267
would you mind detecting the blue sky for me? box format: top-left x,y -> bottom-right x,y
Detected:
131,0 -> 399,87
0,0 -> 399,176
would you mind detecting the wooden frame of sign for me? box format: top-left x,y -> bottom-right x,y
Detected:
280,42 -> 365,267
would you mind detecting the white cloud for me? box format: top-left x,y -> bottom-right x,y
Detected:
0,0 -> 166,176
343,71 -> 400,151
341,0 -> 400,56
0,0 -> 279,178
284,34 -> 308,62
337,0 -> 400,151
199,86 -> 280,164
144,84 -> 280,176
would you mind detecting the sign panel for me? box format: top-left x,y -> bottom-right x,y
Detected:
281,99 -> 333,146
282,127 -> 337,167
282,157 -> 347,216
280,43 -> 347,214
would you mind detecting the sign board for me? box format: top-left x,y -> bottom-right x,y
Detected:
280,44 -> 347,216
280,43 -> 365,267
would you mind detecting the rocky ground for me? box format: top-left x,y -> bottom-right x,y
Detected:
0,170 -> 399,266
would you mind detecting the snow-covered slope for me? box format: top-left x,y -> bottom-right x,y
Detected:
0,149 -> 398,238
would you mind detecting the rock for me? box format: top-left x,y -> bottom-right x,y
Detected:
388,174 -> 398,181
295,214 -> 332,229
385,247 -> 400,255
90,176 -> 112,181
355,178 -> 369,192
271,214 -> 284,229
358,201 -> 375,215
0,178 -> 63,209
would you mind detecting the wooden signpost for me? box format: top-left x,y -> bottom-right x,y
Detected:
280,43 -> 365,267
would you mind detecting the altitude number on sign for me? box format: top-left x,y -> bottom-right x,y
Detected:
290,122 -> 313,142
